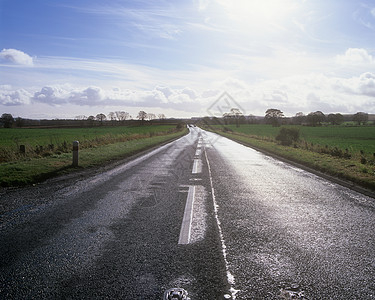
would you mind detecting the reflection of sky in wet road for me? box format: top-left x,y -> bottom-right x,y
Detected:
1,127 -> 374,299
202,129 -> 375,299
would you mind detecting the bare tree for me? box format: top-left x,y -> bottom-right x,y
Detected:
137,111 -> 147,123
108,112 -> 116,125
75,115 -> 87,120
158,113 -> 166,120
147,113 -> 156,121
115,111 -> 130,123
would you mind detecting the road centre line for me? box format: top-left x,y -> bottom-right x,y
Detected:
204,148 -> 239,299
178,186 -> 196,245
192,159 -> 202,174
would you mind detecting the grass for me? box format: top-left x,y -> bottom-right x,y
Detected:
0,126 -> 188,187
0,125 -> 180,163
204,124 -> 375,191
217,124 -> 375,155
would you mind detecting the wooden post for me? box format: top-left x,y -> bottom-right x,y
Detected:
72,141 -> 79,167
20,145 -> 26,155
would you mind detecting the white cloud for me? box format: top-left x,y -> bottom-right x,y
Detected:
0,85 -> 31,106
33,86 -> 71,105
0,49 -> 33,66
336,48 -> 374,65
197,0 -> 211,11
333,72 -> 375,97
30,85 -> 201,110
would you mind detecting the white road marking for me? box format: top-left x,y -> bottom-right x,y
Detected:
178,186 -> 196,245
192,159 -> 202,174
204,148 -> 240,299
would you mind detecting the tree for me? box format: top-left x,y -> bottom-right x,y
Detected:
307,111 -> 325,126
87,115 -> 95,126
108,112 -> 116,125
137,111 -> 147,124
352,112 -> 368,125
115,111 -> 130,123
96,113 -> 107,125
75,115 -> 87,120
293,112 -> 306,125
327,113 -> 344,125
265,109 -> 284,126
147,113 -> 156,121
158,114 -> 166,120
15,117 -> 24,127
230,108 -> 243,127
248,114 -> 257,124
1,113 -> 14,128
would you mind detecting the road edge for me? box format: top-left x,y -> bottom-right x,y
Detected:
209,130 -> 375,200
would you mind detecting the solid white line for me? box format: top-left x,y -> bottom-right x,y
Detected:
204,149 -> 239,299
178,186 -> 196,245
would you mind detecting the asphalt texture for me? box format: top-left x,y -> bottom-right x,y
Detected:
1,127 -> 375,299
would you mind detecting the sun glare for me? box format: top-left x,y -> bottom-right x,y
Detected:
218,0 -> 297,27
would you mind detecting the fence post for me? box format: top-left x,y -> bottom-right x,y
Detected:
20,145 -> 26,155
72,141 -> 79,167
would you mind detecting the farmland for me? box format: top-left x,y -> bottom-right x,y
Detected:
0,124 -> 187,186
206,124 -> 375,191
0,125 -> 181,163
214,124 -> 375,155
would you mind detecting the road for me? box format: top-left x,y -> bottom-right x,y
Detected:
1,127 -> 375,299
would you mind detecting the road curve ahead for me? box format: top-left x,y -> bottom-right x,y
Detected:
1,127 -> 375,299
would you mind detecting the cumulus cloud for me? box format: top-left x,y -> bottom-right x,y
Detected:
263,89 -> 288,104
0,85 -> 31,105
333,72 -> 375,97
30,85 -> 201,110
0,49 -> 34,66
336,48 -> 374,65
33,86 -> 71,105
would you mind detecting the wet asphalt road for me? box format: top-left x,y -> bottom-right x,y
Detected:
1,127 -> 375,299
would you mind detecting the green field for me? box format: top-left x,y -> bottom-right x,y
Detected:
0,124 -> 187,186
207,124 -> 375,191
0,125 -> 179,163
216,124 -> 375,155
0,125 -> 177,148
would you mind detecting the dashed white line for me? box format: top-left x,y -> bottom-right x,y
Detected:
192,159 -> 202,174
178,186 -> 196,245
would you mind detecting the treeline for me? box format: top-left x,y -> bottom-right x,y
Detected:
0,111 -> 181,128
201,109 -> 374,127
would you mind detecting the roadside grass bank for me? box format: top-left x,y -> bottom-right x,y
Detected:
0,125 -> 179,163
202,124 -> 375,192
0,127 -> 188,187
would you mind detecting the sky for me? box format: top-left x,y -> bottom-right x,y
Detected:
0,0 -> 375,119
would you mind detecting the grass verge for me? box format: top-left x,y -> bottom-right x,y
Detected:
0,128 -> 188,187
203,126 -> 375,193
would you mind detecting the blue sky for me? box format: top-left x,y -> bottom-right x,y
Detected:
0,0 -> 375,119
